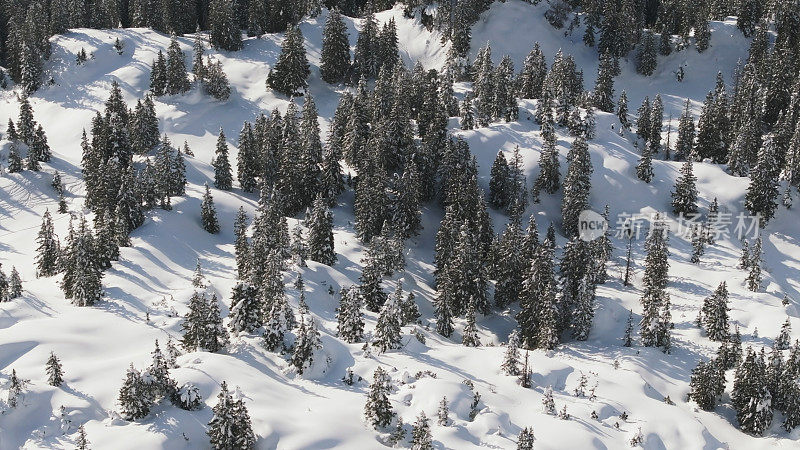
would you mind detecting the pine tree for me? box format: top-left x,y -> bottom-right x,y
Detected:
534,118 -> 560,197
66,218 -> 103,306
144,340 -> 176,400
639,217 -> 670,348
352,12 -> 380,81
207,382 -> 256,449
637,32 -> 657,76
701,282 -> 730,341
292,315 -> 323,375
410,411 -> 433,450
542,385 -> 556,415
659,30 -> 672,56
489,151 -> 510,210
192,34 -> 206,81
35,210 -> 59,277
561,136 -> 593,236
517,426 -> 535,449
593,53 -> 615,112
437,397 -> 450,426
201,184 -> 220,233
8,145 -> 23,173
462,298 -> 480,347
213,129 -> 233,190
203,59 -> 231,101
502,329 -> 521,375
337,286 -> 364,343
373,295 -> 402,353
776,318 -> 792,350
636,97 -> 651,143
519,42 -> 547,99
307,195 -> 336,266
674,100 -> 696,160
267,26 -> 310,96
228,281 -> 261,334
118,364 -> 151,420
45,351 -> 64,386
745,135 -> 782,223
623,309 -> 634,346
617,90 -> 630,130
209,0 -> 242,51
234,207 -> 250,280
460,95 -> 475,130
166,35 -> 190,95
746,236 -> 762,292
320,9 -> 350,84
732,347 -> 773,435
636,141 -> 655,183
150,50 -> 167,96
75,424 -> 89,449
365,366 -> 394,429
237,121 -> 259,192
671,157 -> 698,216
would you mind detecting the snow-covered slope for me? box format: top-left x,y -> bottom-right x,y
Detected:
1,2 -> 799,449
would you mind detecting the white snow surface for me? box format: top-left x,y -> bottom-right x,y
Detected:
1,2 -> 799,449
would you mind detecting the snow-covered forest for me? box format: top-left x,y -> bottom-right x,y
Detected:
1,0 -> 800,448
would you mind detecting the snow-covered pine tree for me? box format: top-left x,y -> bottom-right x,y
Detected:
207,382 -> 256,449
237,121 -> 259,193
212,129 -> 233,190
502,329 -> 521,375
373,295 -> 402,353
35,210 -> 59,277
776,318 -> 792,350
745,134 -> 782,223
701,282 -> 729,341
46,351 -> 64,386
320,9 -> 350,84
410,411 -> 433,450
534,117 -> 560,198
462,298 -> 480,347
674,100 -> 696,160
364,366 -> 394,429
75,424 -> 89,449
165,35 -> 190,95
637,141 -> 655,183
144,340 -> 177,401
228,281 -> 261,334
617,90 -> 630,130
671,157 -> 698,216
8,144 -> 23,173
593,52 -> 615,112
149,50 -> 167,96
306,195 -> 336,265
67,217 -> 103,306
542,385 -> 556,414
732,347 -> 772,435
637,31 -> 657,76
267,26 -> 310,96
489,150 -> 510,210
437,396 -> 450,426
209,0 -> 242,51
291,315 -> 323,375
517,426 -> 535,449
118,364 -> 151,420
635,97 -> 651,143
203,59 -> 231,101
336,286 -> 364,343
623,309 -> 634,347
639,217 -> 670,347
746,236 -> 762,292
561,136 -> 592,237
201,183 -> 220,233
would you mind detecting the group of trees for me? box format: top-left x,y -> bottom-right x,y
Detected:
5,95 -> 52,173
691,340 -> 800,435
0,263 -> 23,301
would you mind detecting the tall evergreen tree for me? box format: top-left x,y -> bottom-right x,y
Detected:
320,9 -> 350,84
267,26 -> 310,96
201,183 -> 220,233
671,157 -> 698,216
209,0 -> 242,51
207,382 -> 256,449
35,210 -> 59,277
364,366 -> 394,429
45,351 -> 64,386
165,35 -> 191,95
213,129 -> 233,190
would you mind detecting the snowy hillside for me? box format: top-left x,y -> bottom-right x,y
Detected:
1,1 -> 800,449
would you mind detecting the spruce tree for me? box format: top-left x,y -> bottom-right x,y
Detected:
593,53 -> 615,113
337,286 -> 364,343
203,59 -> 231,101
674,100 -> 696,160
623,309 -> 634,347
213,129 -> 233,190
45,351 -> 64,386
234,207 -> 250,280
373,294 -> 402,353
267,26 -> 310,96
746,236 -> 762,292
617,90 -> 630,130
776,318 -> 792,350
291,315 -> 323,375
150,50 -> 167,96
320,9 -> 350,84
201,183 -> 220,233
702,282 -> 730,342
8,145 -> 23,173
517,427 -> 535,449
745,135 -> 782,223
365,366 -> 394,429
671,157 -> 698,216
35,210 -> 59,277
207,382 -> 256,449
228,281 -> 261,334
67,217 -> 103,307
637,141 -> 655,183
166,35 -> 191,95
502,329 -> 521,375
637,32 -> 657,76
639,217 -> 670,348
76,424 -> 89,449
732,347 -> 772,435
410,411 -> 433,450
209,0 -> 242,51
118,364 -> 151,420
636,97 -> 651,143
237,122 -> 259,192
561,136 -> 593,236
